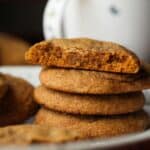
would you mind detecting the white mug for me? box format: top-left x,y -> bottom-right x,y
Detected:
43,0 -> 150,62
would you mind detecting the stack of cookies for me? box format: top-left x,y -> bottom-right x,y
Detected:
25,38 -> 150,138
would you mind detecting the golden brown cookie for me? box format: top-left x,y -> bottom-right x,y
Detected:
35,108 -> 150,138
0,74 -> 7,99
34,86 -> 145,115
0,124 -> 81,144
0,74 -> 39,126
40,68 -> 150,94
25,38 -> 140,74
0,33 -> 30,65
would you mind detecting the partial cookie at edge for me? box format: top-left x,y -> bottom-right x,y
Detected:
0,124 -> 81,144
0,74 -> 7,99
0,74 -> 39,126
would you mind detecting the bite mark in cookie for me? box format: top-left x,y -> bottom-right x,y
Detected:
25,38 -> 140,74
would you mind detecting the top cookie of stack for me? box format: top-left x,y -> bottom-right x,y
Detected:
25,38 -> 140,74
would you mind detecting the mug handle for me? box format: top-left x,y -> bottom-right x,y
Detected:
43,0 -> 68,39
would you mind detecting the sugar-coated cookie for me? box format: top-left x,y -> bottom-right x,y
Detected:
25,38 -> 140,74
40,68 -> 150,94
35,108 -> 150,138
34,86 -> 145,115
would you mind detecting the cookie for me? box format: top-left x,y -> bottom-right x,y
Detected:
34,86 -> 145,115
0,125 -> 81,144
0,33 -> 30,65
0,124 -> 81,144
0,74 -> 39,126
40,68 -> 150,94
25,38 -> 140,74
0,74 -> 7,99
35,108 -> 150,138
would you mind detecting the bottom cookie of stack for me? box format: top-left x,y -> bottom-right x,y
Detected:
35,108 -> 149,138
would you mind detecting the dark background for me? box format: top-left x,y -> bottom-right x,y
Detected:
0,0 -> 47,44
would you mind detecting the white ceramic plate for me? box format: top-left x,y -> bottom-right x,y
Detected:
0,66 -> 149,150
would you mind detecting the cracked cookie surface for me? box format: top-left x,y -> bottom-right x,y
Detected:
25,38 -> 140,74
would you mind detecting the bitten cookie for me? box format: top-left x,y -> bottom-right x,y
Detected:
0,33 -> 30,65
34,86 -> 145,115
40,68 -> 150,94
0,125 -> 81,144
0,74 -> 7,99
35,108 -> 150,138
25,38 -> 140,74
0,74 -> 39,126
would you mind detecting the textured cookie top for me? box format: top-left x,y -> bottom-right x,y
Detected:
40,68 -> 150,94
0,125 -> 80,144
34,86 -> 145,115
25,38 -> 140,74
